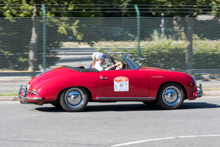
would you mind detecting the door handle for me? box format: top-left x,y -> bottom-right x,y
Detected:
100,76 -> 108,80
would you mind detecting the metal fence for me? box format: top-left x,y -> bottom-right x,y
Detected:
1,16 -> 220,94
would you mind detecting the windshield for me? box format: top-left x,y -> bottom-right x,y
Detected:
124,55 -> 141,69
106,53 -> 141,70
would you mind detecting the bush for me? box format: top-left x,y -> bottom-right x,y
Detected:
110,33 -> 220,70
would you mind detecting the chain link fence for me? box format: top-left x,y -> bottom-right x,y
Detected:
1,16 -> 220,94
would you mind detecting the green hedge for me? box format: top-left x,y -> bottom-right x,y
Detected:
110,36 -> 220,69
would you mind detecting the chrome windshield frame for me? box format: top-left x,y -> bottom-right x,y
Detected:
123,55 -> 141,70
109,53 -> 141,70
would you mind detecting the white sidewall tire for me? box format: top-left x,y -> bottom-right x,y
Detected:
60,87 -> 89,112
157,83 -> 185,110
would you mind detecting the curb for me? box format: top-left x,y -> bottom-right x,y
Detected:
0,91 -> 219,101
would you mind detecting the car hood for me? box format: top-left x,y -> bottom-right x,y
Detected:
139,66 -> 194,83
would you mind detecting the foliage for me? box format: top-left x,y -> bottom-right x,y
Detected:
1,0 -> 220,71
110,32 -> 220,69
149,0 -> 220,17
0,0 -> 104,70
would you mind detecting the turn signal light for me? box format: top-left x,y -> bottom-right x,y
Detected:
32,89 -> 37,92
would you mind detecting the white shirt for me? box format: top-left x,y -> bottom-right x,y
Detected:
94,62 -> 104,71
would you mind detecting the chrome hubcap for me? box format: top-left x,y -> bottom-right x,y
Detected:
162,86 -> 181,106
67,91 -> 81,105
65,88 -> 84,108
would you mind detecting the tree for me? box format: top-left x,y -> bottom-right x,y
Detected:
0,0 -> 103,71
148,0 -> 220,73
1,0 -> 220,71
126,0 -> 220,73
28,0 -> 41,72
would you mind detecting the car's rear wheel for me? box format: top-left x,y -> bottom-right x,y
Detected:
60,87 -> 89,112
157,83 -> 184,110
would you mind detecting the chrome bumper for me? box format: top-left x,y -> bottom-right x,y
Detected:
18,85 -> 42,104
194,84 -> 203,97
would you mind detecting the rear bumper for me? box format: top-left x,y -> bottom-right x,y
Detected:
193,84 -> 203,97
18,85 -> 43,104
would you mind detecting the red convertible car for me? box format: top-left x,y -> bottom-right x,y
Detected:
19,54 -> 203,112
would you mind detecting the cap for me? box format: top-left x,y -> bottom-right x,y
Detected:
92,52 -> 99,59
95,53 -> 108,60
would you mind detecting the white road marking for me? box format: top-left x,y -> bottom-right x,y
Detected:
112,134 -> 220,147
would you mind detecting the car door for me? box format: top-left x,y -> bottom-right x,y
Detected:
98,69 -> 150,97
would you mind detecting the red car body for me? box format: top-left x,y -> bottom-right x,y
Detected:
19,55 -> 203,111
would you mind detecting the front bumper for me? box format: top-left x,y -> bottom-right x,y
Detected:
18,85 -> 43,104
193,84 -> 203,97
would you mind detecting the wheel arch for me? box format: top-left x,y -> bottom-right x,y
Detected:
56,86 -> 93,102
156,82 -> 188,100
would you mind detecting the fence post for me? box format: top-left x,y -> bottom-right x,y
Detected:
134,5 -> 140,64
42,4 -> 46,71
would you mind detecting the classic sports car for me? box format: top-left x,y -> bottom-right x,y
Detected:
19,54 -> 203,112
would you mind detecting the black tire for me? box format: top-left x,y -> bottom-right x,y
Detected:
157,83 -> 185,110
142,101 -> 157,106
51,102 -> 62,109
60,87 -> 89,112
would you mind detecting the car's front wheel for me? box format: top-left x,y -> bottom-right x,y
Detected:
157,83 -> 185,110
60,87 -> 89,112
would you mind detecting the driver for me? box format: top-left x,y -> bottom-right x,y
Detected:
89,52 -> 99,68
92,53 -> 123,71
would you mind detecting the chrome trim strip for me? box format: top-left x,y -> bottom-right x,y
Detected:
124,56 -> 135,69
19,95 -> 42,100
196,84 -> 203,97
19,85 -> 42,101
124,55 -> 141,69
27,91 -> 40,97
97,97 -> 156,100
26,97 -> 42,100
195,94 -> 202,97
19,94 -> 27,104
197,84 -> 203,93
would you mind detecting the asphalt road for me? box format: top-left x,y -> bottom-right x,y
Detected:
0,96 -> 220,147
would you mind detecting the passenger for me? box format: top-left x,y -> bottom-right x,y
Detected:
89,52 -> 99,68
92,53 -> 122,71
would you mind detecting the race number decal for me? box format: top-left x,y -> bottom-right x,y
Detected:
114,76 -> 129,91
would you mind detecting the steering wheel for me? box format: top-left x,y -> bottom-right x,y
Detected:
115,62 -> 124,70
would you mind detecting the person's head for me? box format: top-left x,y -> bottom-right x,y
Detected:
91,52 -> 99,59
95,53 -> 108,65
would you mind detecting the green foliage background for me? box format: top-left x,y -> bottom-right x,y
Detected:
0,0 -> 104,70
111,32 -> 220,69
0,0 -> 220,70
